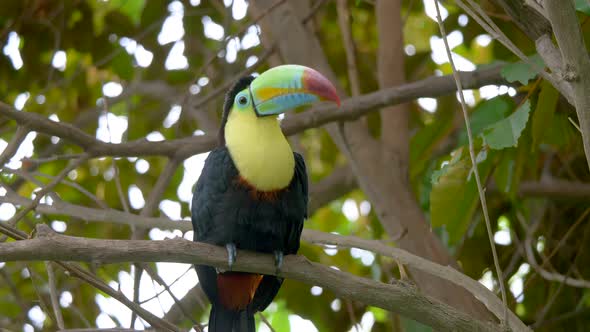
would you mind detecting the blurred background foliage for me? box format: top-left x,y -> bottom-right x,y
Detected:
1,0 -> 590,331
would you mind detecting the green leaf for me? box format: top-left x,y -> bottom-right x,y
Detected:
431,148 -> 463,185
110,0 -> 145,26
458,96 -> 514,145
544,112 -> 579,147
493,141 -> 529,199
532,81 -> 559,148
576,0 -> 590,15
270,300 -> 291,332
111,51 -> 134,81
430,147 -> 495,245
501,54 -> 545,85
402,317 -> 433,332
482,100 -> 532,150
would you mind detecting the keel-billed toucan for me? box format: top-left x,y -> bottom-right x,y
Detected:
191,64 -> 340,331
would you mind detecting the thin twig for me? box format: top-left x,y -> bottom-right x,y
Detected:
3,167 -> 108,209
46,261 -> 65,329
0,222 -> 180,332
100,82 -> 131,213
27,265 -> 54,328
188,45 -> 276,112
139,265 -> 194,305
337,0 -> 361,96
302,0 -> 329,23
0,154 -> 89,235
180,0 -> 289,107
0,126 -> 29,169
346,299 -> 360,332
130,158 -> 182,326
432,0 -> 509,326
258,313 -> 276,332
24,153 -> 84,164
141,263 -> 199,326
0,268 -> 29,319
520,208 -> 590,288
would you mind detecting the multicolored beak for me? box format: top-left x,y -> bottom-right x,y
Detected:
249,64 -> 340,116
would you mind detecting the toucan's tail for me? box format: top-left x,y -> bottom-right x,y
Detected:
209,305 -> 254,332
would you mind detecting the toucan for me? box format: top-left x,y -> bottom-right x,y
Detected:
191,64 -> 340,331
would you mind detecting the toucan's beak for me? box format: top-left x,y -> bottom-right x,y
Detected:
249,64 -> 340,116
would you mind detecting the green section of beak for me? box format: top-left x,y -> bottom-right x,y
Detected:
249,64 -> 340,116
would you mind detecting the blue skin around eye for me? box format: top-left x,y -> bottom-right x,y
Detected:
234,91 -> 251,110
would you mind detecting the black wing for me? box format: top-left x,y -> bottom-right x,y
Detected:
191,147 -> 234,304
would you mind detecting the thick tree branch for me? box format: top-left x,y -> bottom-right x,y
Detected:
491,0 -> 552,40
518,179 -> 590,199
0,196 -> 528,331
455,0 -> 574,104
307,166 -> 590,210
308,165 -> 357,213
545,0 -> 590,171
0,66 -> 504,159
0,224 -> 508,332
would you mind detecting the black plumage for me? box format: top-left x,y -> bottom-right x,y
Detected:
191,76 -> 308,332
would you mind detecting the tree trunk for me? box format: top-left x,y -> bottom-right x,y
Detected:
249,0 -> 495,321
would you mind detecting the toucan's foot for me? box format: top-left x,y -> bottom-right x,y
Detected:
226,243 -> 237,271
273,251 -> 284,275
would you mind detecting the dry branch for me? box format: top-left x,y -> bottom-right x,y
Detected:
0,224 -> 505,332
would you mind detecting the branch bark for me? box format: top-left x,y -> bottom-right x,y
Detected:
0,194 -> 528,330
0,66 -> 504,159
0,224 -> 512,332
545,0 -> 590,171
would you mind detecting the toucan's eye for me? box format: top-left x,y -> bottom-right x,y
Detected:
234,90 -> 251,110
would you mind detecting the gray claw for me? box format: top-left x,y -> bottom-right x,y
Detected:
226,243 -> 237,271
274,251 -> 284,275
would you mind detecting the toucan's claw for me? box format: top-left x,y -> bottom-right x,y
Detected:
274,251 -> 284,275
226,243 -> 237,271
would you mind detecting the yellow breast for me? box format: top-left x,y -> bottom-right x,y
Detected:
225,110 -> 295,191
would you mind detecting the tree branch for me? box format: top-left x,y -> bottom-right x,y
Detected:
45,261 -> 65,330
308,165 -> 357,213
0,199 -> 529,332
0,224 -> 506,332
0,66 -> 505,159
0,126 -> 29,168
545,0 -> 590,171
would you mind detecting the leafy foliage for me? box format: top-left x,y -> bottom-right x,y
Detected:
1,1 -> 589,331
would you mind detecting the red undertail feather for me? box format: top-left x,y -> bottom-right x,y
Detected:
217,272 -> 263,310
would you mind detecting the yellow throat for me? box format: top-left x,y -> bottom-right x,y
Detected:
225,109 -> 295,191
